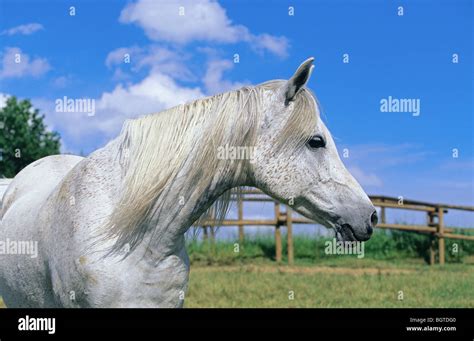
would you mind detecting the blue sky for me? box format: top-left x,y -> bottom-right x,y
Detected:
0,0 -> 472,228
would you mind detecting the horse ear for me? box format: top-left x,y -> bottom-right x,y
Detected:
285,57 -> 315,105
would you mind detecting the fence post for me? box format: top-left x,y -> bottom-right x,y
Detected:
427,212 -> 436,265
437,206 -> 445,265
274,202 -> 282,263
210,227 -> 215,243
287,207 -> 294,265
381,198 -> 386,224
238,197 -> 244,243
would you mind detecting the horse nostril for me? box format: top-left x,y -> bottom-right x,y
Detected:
370,211 -> 378,227
366,224 -> 373,235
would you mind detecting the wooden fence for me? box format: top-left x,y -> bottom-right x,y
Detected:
200,189 -> 474,265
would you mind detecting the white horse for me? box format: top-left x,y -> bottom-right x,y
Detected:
0,58 -> 377,308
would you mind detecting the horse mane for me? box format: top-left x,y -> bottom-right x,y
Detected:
104,80 -> 319,253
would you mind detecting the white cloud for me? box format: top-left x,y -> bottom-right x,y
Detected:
105,44 -> 247,95
119,0 -> 289,57
0,47 -> 50,79
120,0 -> 245,43
95,71 -> 204,134
111,68 -> 132,81
250,34 -> 289,58
203,59 -> 248,94
1,23 -> 44,36
52,76 -> 71,88
106,45 -> 195,80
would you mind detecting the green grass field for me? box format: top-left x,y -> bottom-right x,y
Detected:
1,230 -> 473,308
185,230 -> 474,307
185,259 -> 474,307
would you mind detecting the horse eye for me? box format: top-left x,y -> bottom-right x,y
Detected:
307,135 -> 326,149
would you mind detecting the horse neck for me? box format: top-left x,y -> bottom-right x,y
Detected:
134,147 -> 251,264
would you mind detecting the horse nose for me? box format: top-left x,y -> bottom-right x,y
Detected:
368,210 -> 378,235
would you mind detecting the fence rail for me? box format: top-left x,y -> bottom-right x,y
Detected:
200,189 -> 474,265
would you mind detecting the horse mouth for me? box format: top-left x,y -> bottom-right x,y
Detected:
335,224 -> 367,242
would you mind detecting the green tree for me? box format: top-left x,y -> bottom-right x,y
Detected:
0,96 -> 61,178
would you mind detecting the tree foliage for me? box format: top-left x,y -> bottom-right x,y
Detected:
0,96 -> 60,178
